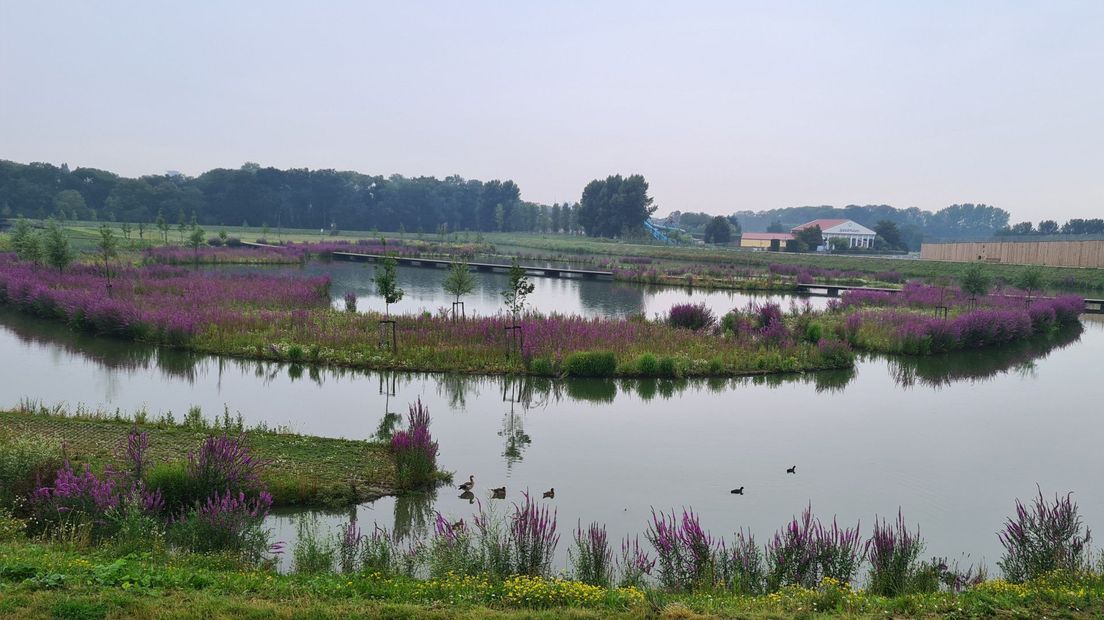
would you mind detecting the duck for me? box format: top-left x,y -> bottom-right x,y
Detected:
542,488 -> 555,499
451,519 -> 465,532
491,486 -> 506,499
786,465 -> 796,474
730,486 -> 744,495
458,475 -> 475,492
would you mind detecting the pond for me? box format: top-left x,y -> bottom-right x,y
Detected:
289,261 -> 831,318
1,307 -> 1101,574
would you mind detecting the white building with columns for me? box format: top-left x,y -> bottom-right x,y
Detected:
791,219 -> 877,250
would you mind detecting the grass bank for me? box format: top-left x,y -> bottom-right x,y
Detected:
0,255 -> 853,378
0,408 -> 401,507
0,541 -> 1101,619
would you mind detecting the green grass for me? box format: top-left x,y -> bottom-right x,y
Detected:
0,539 -> 1102,619
483,232 -> 1104,293
0,409 -> 403,507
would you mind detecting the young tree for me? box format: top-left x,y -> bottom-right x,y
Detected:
703,216 -> 732,244
187,226 -> 206,267
155,209 -> 169,244
43,220 -> 74,274
1016,266 -> 1044,301
373,257 -> 404,317
959,263 -> 991,303
176,209 -> 187,242
96,224 -> 119,292
442,261 -> 476,319
137,220 -> 146,241
502,259 -> 535,323
10,217 -> 34,259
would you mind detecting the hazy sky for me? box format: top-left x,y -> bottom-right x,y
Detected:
2,1 -> 1102,221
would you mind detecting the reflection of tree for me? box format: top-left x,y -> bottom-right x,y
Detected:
438,373 -> 471,409
564,378 -> 617,403
498,378 -> 538,469
393,489 -> 436,540
889,325 -> 1082,389
375,372 -> 401,440
576,280 -> 645,317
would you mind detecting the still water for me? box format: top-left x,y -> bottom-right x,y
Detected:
1,305 -> 1100,573
288,261 -> 832,318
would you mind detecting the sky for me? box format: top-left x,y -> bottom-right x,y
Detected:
1,1 -> 1102,222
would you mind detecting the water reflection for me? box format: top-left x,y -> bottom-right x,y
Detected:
888,325 -> 1083,389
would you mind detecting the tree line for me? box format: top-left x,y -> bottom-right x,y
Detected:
0,160 -> 584,235
996,218 -> 1104,237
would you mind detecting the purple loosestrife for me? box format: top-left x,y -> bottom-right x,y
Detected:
390,399 -> 439,487
667,302 -> 716,331
766,504 -> 863,590
510,492 -> 559,577
998,487 -> 1092,582
619,535 -> 655,588
339,519 -> 363,573
866,509 -> 925,596
186,434 -> 267,499
570,521 -> 614,587
118,428 -> 150,482
645,508 -> 717,591
719,529 -> 766,594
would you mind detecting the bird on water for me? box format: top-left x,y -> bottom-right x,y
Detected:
730,486 -> 744,495
542,488 -> 555,499
458,475 -> 475,492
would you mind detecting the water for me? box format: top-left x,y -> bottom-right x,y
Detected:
2,306 -> 1101,574
287,261 -> 831,318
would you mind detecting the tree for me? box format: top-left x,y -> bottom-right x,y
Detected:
54,189 -> 87,221
1010,222 -> 1034,235
577,174 -> 656,237
1037,220 -> 1059,235
703,216 -> 732,244
10,217 -> 33,256
442,261 -> 476,318
502,259 -> 534,323
120,221 -> 132,241
42,220 -> 74,274
959,263 -> 991,302
373,257 -> 404,317
96,224 -> 119,291
1016,266 -> 1044,300
766,220 -> 785,233
155,209 -> 169,244
874,220 -> 904,250
137,220 -> 146,241
176,209 -> 187,242
187,227 -> 206,267
794,225 -> 823,252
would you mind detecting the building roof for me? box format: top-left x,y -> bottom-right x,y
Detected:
741,232 -> 794,241
791,219 -> 876,236
791,219 -> 849,232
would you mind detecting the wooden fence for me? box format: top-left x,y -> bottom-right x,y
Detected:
920,240 -> 1104,268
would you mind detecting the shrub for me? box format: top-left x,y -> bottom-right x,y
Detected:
667,303 -> 716,331
0,436 -> 59,507
528,357 -> 555,376
570,521 -> 613,587
391,399 -> 439,488
635,353 -> 659,376
287,345 -> 304,362
998,487 -> 1092,582
804,321 -> 823,343
562,351 -> 617,378
656,356 -> 678,378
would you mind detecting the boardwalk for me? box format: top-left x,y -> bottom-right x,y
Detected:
330,252 -> 614,279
